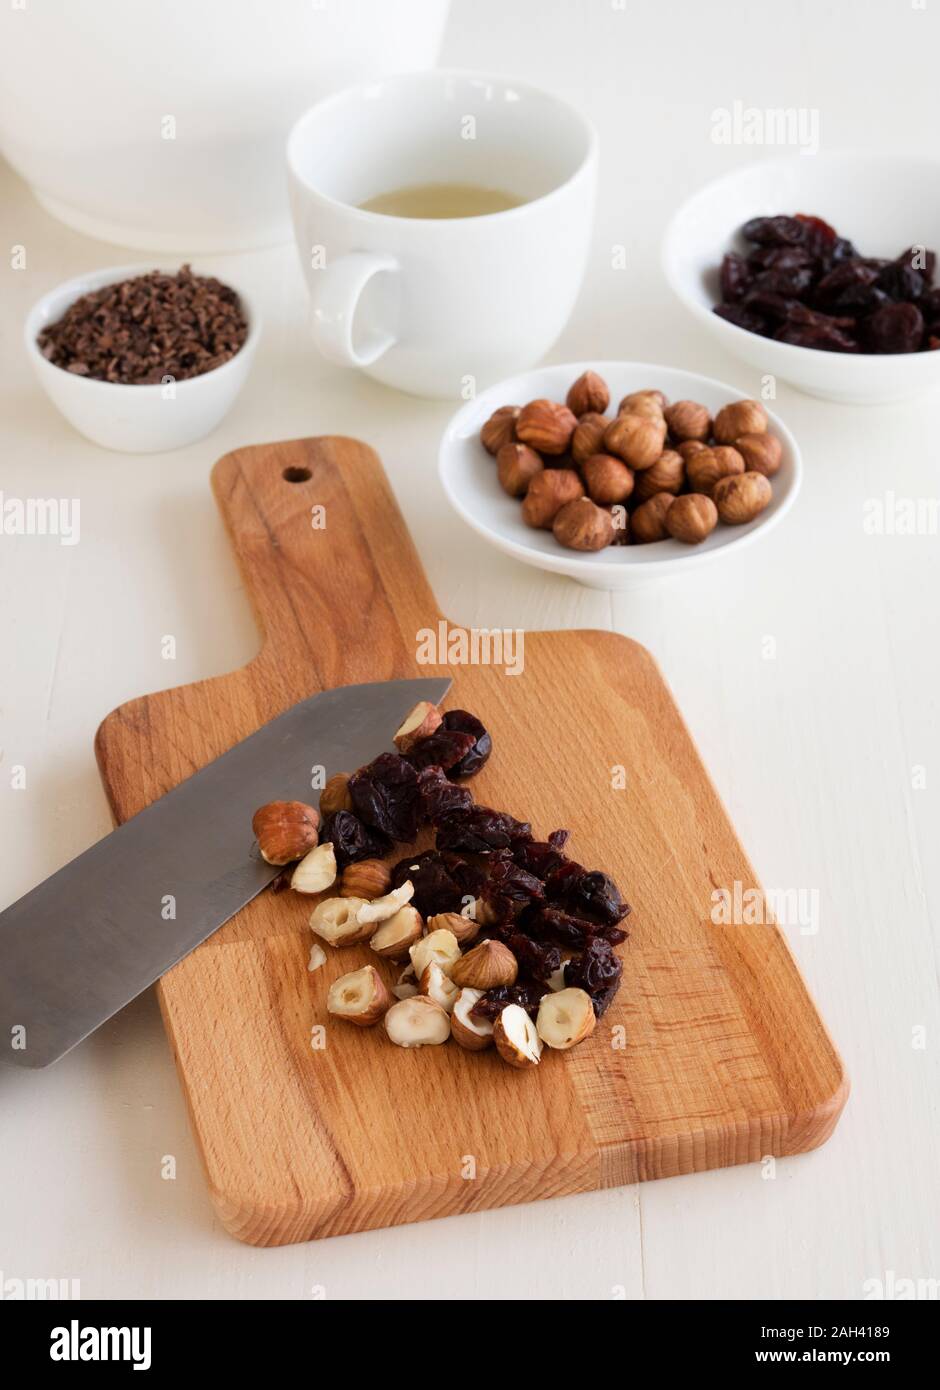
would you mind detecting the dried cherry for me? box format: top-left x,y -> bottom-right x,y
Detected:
470,981 -> 544,1022
866,301 -> 925,353
436,804 -> 532,853
348,752 -> 420,842
741,215 -> 805,246
390,849 -> 465,917
320,811 -> 390,868
565,938 -> 624,1016
504,933 -> 561,983
440,710 -> 493,778
480,858 -> 545,921
416,764 -> 473,824
715,213 -> 937,354
404,729 -> 476,773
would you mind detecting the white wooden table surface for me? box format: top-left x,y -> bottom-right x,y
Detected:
1,0 -> 938,1300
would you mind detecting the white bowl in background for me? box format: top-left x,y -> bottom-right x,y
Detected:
439,361 -> 802,591
663,153 -> 940,405
24,265 -> 260,454
0,0 -> 449,251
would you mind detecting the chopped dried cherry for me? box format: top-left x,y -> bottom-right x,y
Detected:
440,710 -> 492,777
470,981 -> 544,1022
416,765 -> 473,824
546,864 -> 630,927
504,933 -> 561,983
480,858 -> 545,921
320,811 -> 390,868
348,752 -> 420,842
565,938 -> 623,1015
390,849 -> 465,917
436,804 -> 532,853
404,729 -> 476,773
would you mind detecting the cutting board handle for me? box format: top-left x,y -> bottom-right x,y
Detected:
212,438 -> 444,700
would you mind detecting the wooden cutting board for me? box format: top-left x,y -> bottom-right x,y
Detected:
94,437 -> 848,1246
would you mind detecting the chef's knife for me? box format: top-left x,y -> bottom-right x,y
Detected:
0,677 -> 451,1070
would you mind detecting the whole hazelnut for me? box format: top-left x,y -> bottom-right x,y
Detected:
566,370 -> 610,417
340,858 -> 392,900
665,493 -> 718,545
634,449 -> 684,501
582,453 -> 635,505
735,432 -> 782,477
630,492 -> 675,543
713,471 -> 773,524
552,497 -> 616,551
664,399 -> 711,442
496,442 -> 543,497
480,405 -> 519,455
618,389 -> 667,414
713,399 -> 768,445
686,445 -> 745,497
251,800 -> 320,865
521,469 -> 584,528
678,439 -> 709,462
516,399 -> 578,455
320,772 -> 353,817
603,413 -> 667,470
618,398 -> 664,423
571,411 -> 610,464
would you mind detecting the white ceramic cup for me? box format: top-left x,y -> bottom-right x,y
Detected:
287,70 -> 598,398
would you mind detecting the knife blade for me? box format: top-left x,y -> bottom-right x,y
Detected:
0,676 -> 451,1069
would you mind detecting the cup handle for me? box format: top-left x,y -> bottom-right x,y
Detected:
309,251 -> 399,367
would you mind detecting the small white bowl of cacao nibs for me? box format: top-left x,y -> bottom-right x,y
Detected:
253,699 -> 628,1069
438,361 -> 802,590
24,263 -> 260,453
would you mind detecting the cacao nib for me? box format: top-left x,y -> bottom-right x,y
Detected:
349,752 -> 420,841
440,709 -> 493,778
404,728 -> 476,773
436,804 -> 532,854
35,264 -> 248,384
320,811 -> 390,868
416,764 -> 473,824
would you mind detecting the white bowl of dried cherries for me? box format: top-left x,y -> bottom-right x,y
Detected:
438,361 -> 802,590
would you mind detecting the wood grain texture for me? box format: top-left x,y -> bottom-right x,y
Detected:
94,437 -> 848,1246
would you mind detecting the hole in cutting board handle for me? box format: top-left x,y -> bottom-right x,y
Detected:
282,466 -> 312,483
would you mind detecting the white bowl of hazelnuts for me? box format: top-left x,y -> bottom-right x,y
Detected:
438,361 -> 802,589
